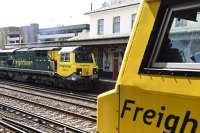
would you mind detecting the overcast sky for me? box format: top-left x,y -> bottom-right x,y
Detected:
0,0 -> 106,28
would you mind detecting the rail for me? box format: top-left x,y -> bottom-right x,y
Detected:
0,102 -> 89,133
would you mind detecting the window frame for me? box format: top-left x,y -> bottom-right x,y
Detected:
131,14 -> 136,30
113,16 -> 120,33
75,52 -> 93,63
60,53 -> 70,62
97,19 -> 104,35
139,1 -> 200,77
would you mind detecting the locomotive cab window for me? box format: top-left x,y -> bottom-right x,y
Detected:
75,52 -> 93,63
141,2 -> 200,76
60,53 -> 70,62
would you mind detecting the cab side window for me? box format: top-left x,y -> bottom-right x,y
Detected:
141,2 -> 200,75
60,53 -> 70,62
154,7 -> 200,66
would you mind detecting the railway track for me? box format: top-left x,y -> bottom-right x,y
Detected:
0,118 -> 41,133
0,93 -> 96,132
1,117 -> 44,133
0,103 -> 89,133
0,92 -> 96,120
0,79 -> 97,132
0,80 -> 97,103
0,80 -> 97,109
0,84 -> 97,113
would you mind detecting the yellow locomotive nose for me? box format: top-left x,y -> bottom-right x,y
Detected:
76,67 -> 92,76
82,68 -> 92,76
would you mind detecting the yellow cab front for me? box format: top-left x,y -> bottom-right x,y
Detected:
97,0 -> 200,132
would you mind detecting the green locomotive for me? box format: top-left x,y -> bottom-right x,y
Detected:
0,46 -> 98,90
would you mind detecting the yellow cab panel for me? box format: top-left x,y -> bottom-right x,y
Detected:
57,52 -> 74,77
97,0 -> 200,132
48,47 -> 77,77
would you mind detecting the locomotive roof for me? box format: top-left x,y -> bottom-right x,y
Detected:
0,47 -> 60,53
16,48 -> 30,52
29,47 -> 60,51
0,48 -> 19,53
58,46 -> 80,54
7,47 -> 60,52
0,47 -> 81,54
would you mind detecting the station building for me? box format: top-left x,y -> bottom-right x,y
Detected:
83,0 -> 200,79
83,0 -> 139,79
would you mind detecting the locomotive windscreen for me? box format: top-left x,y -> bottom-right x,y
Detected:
75,52 -> 93,63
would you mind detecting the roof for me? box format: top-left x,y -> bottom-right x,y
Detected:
29,47 -> 59,51
0,48 -> 18,53
68,33 -> 130,41
4,35 -> 129,49
58,46 -> 80,54
85,1 -> 139,15
0,47 -> 60,53
39,24 -> 90,34
16,48 -> 30,52
15,47 -> 59,52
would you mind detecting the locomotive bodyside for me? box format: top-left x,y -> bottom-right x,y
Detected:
97,0 -> 200,132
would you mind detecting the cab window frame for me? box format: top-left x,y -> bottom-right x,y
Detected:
140,1 -> 200,77
60,53 -> 70,62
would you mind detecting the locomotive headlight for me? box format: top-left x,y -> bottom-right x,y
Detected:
76,68 -> 82,75
93,68 -> 98,74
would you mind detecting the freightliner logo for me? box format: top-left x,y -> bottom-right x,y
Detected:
121,99 -> 198,133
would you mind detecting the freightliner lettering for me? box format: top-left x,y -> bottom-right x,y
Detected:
121,99 -> 198,133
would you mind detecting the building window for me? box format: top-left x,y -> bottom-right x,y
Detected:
97,19 -> 104,35
175,18 -> 187,27
113,16 -> 120,33
9,41 -> 15,44
131,14 -> 136,29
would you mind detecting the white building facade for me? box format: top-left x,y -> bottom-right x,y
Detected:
85,0 -> 139,79
86,0 -> 139,37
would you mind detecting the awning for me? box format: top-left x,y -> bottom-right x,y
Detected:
4,36 -> 129,49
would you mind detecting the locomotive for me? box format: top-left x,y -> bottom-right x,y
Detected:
0,46 -> 98,90
97,0 -> 200,132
